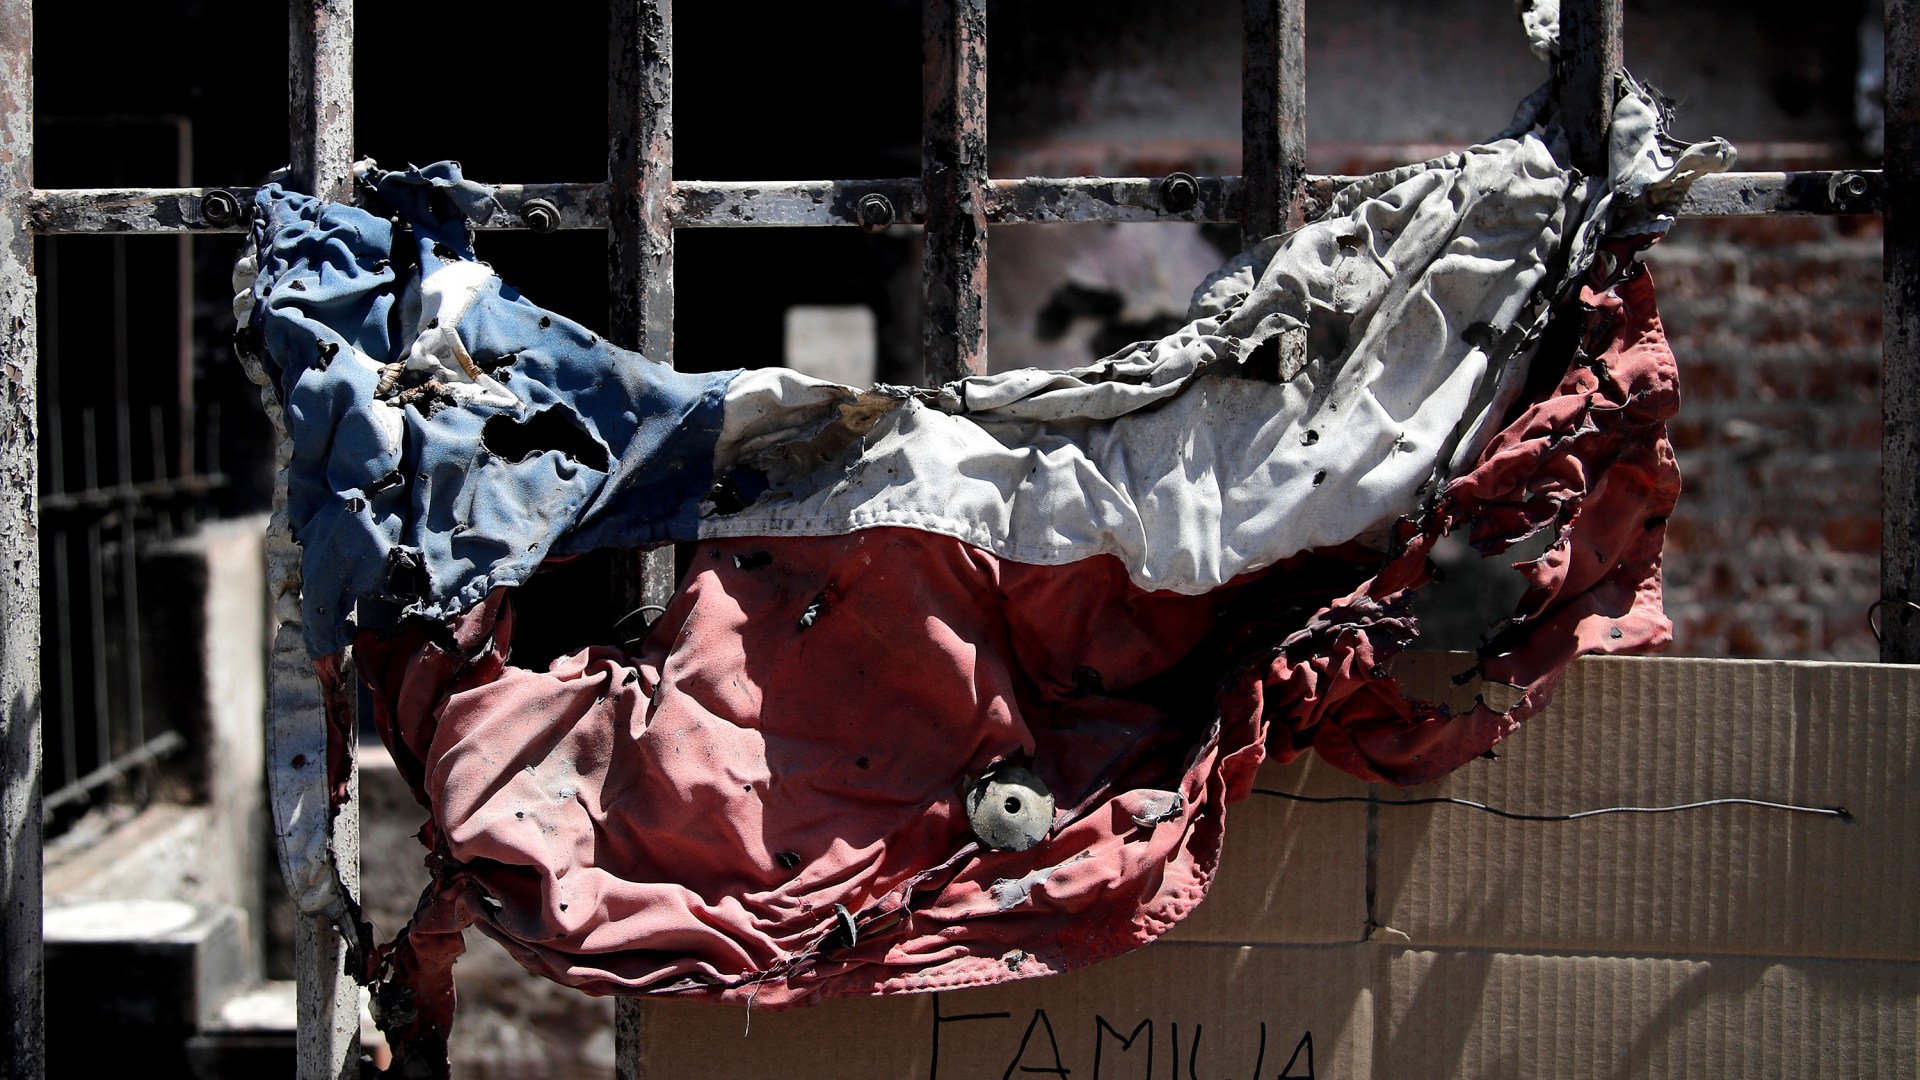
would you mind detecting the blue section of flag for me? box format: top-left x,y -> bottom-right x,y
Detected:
247,165 -> 738,657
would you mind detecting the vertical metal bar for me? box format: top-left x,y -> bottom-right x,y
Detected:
110,237 -> 144,760
1886,0 -> 1920,662
609,0 -> 675,366
1556,0 -> 1622,177
607,0 -> 679,623
41,241 -> 73,799
0,0 -> 41,1071
922,0 -> 988,383
286,2 -> 360,1077
52,532 -> 74,791
1241,0 -> 1307,245
289,0 -> 355,203
118,508 -> 144,760
610,1 -> 676,1067
174,118 -> 194,480
82,411 -> 106,771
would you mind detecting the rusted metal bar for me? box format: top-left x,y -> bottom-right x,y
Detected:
610,0 -> 674,364
1676,170 -> 1886,217
0,0 -> 42,1074
1556,0 -> 1622,177
483,183 -> 611,231
283,2 -> 362,1078
26,187 -> 262,233
1886,0 -> 1919,663
26,171 -> 1893,235
1241,0 -> 1307,244
289,1 -> 354,203
984,175 -> 1242,224
610,0 -> 677,1066
922,0 -> 988,383
607,0 -> 678,641
670,179 -> 925,228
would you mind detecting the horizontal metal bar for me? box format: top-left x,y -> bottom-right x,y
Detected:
41,473 -> 227,513
985,175 -> 1245,224
1678,169 -> 1886,217
41,729 -> 185,816
472,183 -> 610,230
672,179 -> 924,228
26,171 -> 1890,235
28,187 -> 261,233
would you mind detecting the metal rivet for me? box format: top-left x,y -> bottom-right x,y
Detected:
1160,172 -> 1198,214
1829,172 -> 1869,202
521,198 -> 560,234
201,189 -> 241,227
966,765 -> 1054,852
857,192 -> 895,233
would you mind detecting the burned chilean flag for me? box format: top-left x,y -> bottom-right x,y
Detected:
235,75 -> 1728,1052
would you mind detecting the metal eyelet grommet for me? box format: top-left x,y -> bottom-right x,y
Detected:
966,765 -> 1054,852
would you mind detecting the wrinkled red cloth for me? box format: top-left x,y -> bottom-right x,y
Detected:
355,254 -> 1677,1011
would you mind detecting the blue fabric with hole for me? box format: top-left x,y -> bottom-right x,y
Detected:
247,163 -> 738,657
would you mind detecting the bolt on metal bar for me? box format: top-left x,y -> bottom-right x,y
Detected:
0,0 -> 43,1073
923,0 -> 989,383
1241,0 -> 1307,245
1886,0 -> 1919,662
283,2 -> 362,1077
1556,0 -> 1623,177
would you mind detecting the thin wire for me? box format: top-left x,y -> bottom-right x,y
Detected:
611,603 -> 668,636
1252,788 -> 1852,823
1867,599 -> 1920,644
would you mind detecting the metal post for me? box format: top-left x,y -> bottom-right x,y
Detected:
289,0 -> 355,204
922,0 -> 988,383
283,2 -> 360,1077
1886,0 -> 1920,662
1241,0 -> 1307,244
609,0 -> 675,368
1556,0 -> 1623,177
607,0 -> 678,647
610,2 -> 676,1067
0,0 -> 42,1075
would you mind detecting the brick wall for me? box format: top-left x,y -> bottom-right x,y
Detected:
1648,215 -> 1885,659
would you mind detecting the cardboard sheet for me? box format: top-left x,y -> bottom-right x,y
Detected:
633,655 -> 1920,1079
1377,654 -> 1919,961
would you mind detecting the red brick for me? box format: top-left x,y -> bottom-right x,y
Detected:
1746,254 -> 1883,298
1644,256 -> 1737,303
1668,417 -> 1711,452
1683,216 -> 1833,247
1834,214 -> 1886,241
1822,515 -> 1882,554
1678,358 -> 1741,399
1822,617 -> 1879,659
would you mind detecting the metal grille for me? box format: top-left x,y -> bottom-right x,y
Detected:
33,116 -> 232,821
2,1 -> 1915,1076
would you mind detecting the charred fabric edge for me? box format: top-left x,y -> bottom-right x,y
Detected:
1236,246 -> 1682,786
